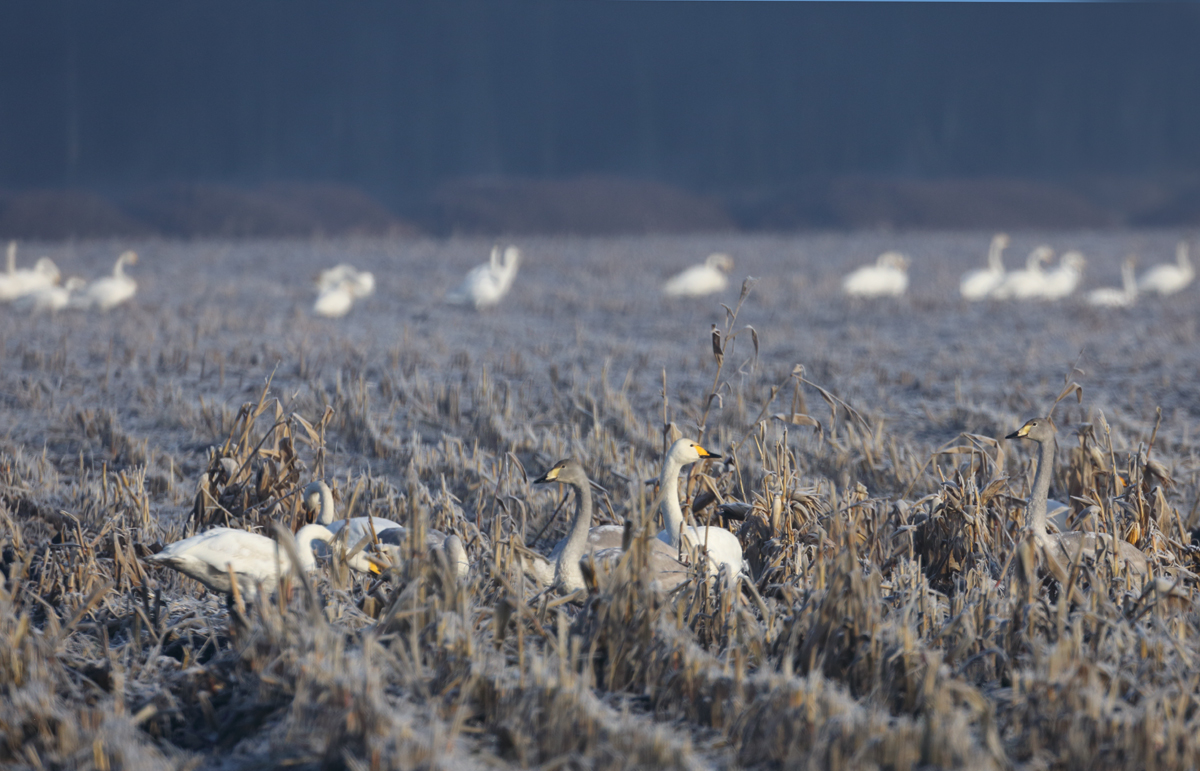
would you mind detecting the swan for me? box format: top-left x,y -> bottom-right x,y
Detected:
990,246 -> 1052,300
959,234 -> 1009,301
14,277 -> 86,313
1038,251 -> 1086,301
313,279 -> 356,318
445,245 -> 521,309
0,255 -> 61,302
301,480 -> 467,577
654,439 -> 747,578
1005,418 -> 1149,582
1138,242 -> 1193,296
317,264 -> 375,298
373,531 -> 470,579
1086,257 -> 1137,308
662,253 -> 734,298
82,251 -> 137,310
526,458 -> 687,592
841,252 -> 909,298
144,524 -> 335,600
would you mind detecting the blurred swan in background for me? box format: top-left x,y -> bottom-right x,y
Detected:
15,277 -> 86,313
145,524 -> 335,600
842,251 -> 909,298
959,233 -> 1009,300
313,279 -> 355,318
662,252 -> 734,297
445,245 -> 521,309
1087,256 -> 1138,307
317,263 -> 375,298
0,244 -> 61,302
81,250 -> 138,310
1138,242 -> 1193,296
990,246 -> 1052,300
1038,251 -> 1086,300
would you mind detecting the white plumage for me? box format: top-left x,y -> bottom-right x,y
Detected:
313,264 -> 373,317
662,253 -> 734,297
1038,251 -> 1086,301
445,245 -> 521,309
655,439 -> 746,578
14,277 -> 86,313
82,251 -> 138,310
1138,242 -> 1193,296
145,524 -> 335,599
842,252 -> 909,298
0,244 -> 61,302
1087,257 -> 1138,308
990,246 -> 1052,300
959,234 -> 1009,301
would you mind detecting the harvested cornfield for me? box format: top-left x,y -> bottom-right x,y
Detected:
1,232 -> 1198,770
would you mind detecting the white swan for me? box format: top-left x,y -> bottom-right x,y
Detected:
144,524 -> 335,599
0,254 -> 61,302
662,253 -> 734,298
1038,251 -> 1086,301
990,246 -> 1052,300
526,458 -> 687,592
1005,418 -> 1149,580
1138,242 -> 1193,296
655,439 -> 746,578
445,245 -> 521,309
1086,257 -> 1137,308
303,480 -> 466,577
82,251 -> 137,310
313,279 -> 356,318
317,263 -> 375,298
841,252 -> 909,298
14,277 -> 86,313
959,234 -> 1009,301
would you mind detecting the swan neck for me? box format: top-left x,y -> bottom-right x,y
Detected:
317,484 -> 337,524
555,480 -> 593,589
658,454 -> 686,544
1028,436 -> 1055,537
294,525 -> 332,572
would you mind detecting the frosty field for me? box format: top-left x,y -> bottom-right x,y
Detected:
2,231 -> 1200,770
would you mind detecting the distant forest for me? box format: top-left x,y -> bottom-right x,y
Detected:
1,1 -> 1199,236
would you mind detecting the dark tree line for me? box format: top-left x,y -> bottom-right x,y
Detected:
0,1 -> 1197,210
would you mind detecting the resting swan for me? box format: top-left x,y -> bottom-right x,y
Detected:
1138,242 -> 1193,296
1086,257 -> 1137,308
842,252 -> 909,298
990,246 -> 1052,300
14,277 -> 86,313
313,279 -> 356,318
1006,418 -> 1149,582
959,234 -> 1009,301
303,480 -> 465,577
83,251 -> 137,310
526,458 -> 688,593
655,439 -> 747,578
0,247 -> 61,302
662,253 -> 734,297
145,524 -> 335,600
1039,251 -> 1086,301
445,245 -> 521,309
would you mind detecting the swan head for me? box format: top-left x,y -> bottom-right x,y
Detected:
1006,417 -> 1056,444
991,233 -> 1010,250
501,246 -> 521,270
119,251 -> 138,267
704,253 -> 734,272
34,257 -> 60,281
1060,252 -> 1086,271
666,438 -> 723,466
302,480 -> 335,524
1178,242 -> 1192,269
877,252 -> 909,271
534,458 -> 589,487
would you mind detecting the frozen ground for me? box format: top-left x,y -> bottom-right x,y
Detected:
2,231 -> 1199,770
